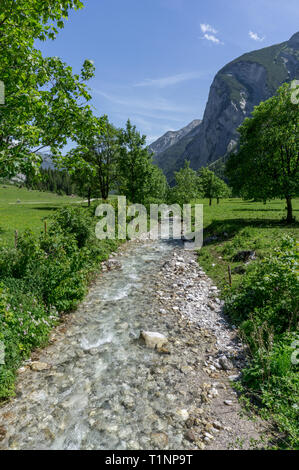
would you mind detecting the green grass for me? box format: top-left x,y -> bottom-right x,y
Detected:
0,184 -> 84,246
196,197 -> 299,289
195,197 -> 299,449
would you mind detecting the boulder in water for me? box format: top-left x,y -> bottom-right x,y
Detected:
140,331 -> 168,349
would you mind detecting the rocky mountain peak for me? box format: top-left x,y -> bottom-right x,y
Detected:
288,31 -> 299,47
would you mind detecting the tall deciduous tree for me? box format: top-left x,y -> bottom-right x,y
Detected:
117,120 -> 154,203
62,117 -> 119,201
0,0 -> 95,177
168,161 -> 199,205
226,83 -> 299,223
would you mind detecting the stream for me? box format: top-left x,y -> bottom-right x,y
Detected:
0,236 -> 267,450
0,238 -> 197,450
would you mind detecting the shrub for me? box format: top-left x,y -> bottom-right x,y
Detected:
0,205 -> 121,400
48,206 -> 94,248
224,237 -> 299,448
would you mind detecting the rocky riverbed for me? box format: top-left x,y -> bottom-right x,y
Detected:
0,238 -> 268,450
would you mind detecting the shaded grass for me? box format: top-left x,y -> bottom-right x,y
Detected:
196,197 -> 299,289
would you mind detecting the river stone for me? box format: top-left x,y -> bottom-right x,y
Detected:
30,362 -> 51,371
150,432 -> 168,448
0,426 -> 6,441
219,356 -> 233,371
140,331 -> 168,349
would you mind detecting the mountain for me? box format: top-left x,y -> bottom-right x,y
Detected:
150,120 -> 202,183
148,119 -> 201,157
153,32 -> 299,182
39,152 -> 56,170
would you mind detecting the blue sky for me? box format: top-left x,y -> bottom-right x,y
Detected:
39,0 -> 299,144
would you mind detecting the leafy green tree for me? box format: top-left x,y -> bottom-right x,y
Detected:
0,0 -> 95,177
63,117 -> 119,201
226,83 -> 299,223
198,167 -> 230,205
168,161 -> 199,205
143,165 -> 168,203
117,120 -> 154,203
213,177 -> 231,204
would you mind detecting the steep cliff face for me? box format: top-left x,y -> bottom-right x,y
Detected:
152,121 -> 202,183
153,32 -> 299,181
185,32 -> 299,170
148,119 -> 201,157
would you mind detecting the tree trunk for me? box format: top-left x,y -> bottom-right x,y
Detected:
101,188 -> 108,201
217,198 -> 220,204
286,196 -> 293,223
87,187 -> 91,207
209,198 -> 212,206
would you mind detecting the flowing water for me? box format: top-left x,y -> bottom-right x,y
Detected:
0,237 -> 207,450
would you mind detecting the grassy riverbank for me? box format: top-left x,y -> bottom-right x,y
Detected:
0,200 -> 120,400
196,197 -> 299,449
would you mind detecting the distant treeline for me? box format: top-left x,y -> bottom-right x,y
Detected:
26,168 -> 78,196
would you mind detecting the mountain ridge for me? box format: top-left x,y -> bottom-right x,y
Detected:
152,32 -> 299,183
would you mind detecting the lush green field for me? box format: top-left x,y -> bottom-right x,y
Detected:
0,184 -> 84,246
197,197 -> 299,288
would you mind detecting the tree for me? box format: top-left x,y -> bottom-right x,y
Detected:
143,165 -> 168,203
117,120 -> 154,203
226,83 -> 299,223
0,0 -> 95,177
168,161 -> 199,205
213,177 -> 231,204
62,117 -> 119,201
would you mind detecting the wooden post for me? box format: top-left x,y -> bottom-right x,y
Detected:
44,220 -> 47,235
228,265 -> 232,287
14,230 -> 18,248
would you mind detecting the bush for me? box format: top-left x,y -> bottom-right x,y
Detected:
225,237 -> 298,338
224,237 -> 299,448
48,206 -> 94,248
0,284 -> 58,399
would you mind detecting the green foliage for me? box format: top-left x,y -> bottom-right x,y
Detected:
197,167 -> 230,205
26,168 -> 78,196
117,120 -> 155,204
226,83 -> 299,222
0,0 -> 96,176
0,282 -> 58,398
48,206 -> 94,248
224,238 -> 299,448
225,237 -> 298,338
62,117 -> 120,201
168,161 -> 199,205
0,205 -> 120,399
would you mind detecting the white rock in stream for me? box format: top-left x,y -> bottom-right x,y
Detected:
140,331 -> 168,349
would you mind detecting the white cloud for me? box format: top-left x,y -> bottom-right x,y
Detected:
134,71 -> 207,88
249,31 -> 265,42
203,34 -> 221,44
200,23 -> 217,34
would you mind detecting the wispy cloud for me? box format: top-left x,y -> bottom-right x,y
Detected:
200,23 -> 217,34
249,31 -> 265,42
93,90 -> 193,114
134,71 -> 207,88
200,23 -> 223,45
203,34 -> 221,44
